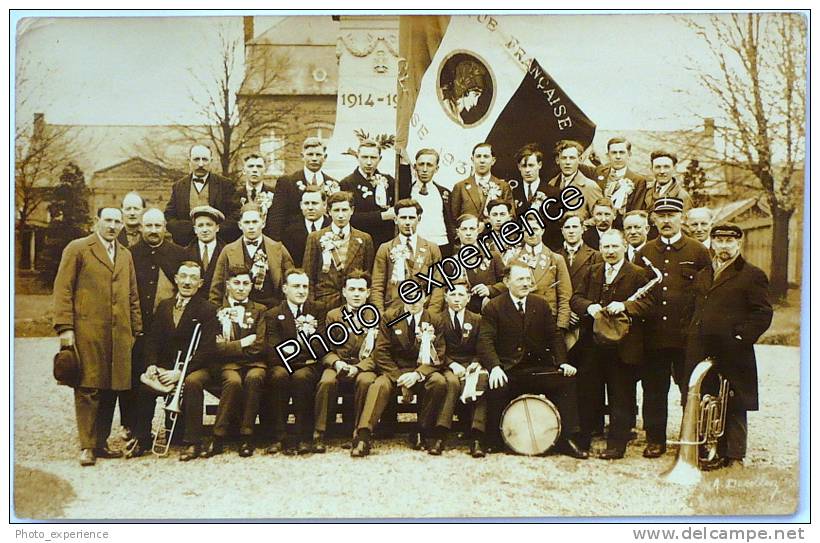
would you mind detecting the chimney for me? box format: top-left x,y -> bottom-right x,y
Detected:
243,16 -> 254,44
703,117 -> 715,138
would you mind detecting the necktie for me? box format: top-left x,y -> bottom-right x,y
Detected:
295,305 -> 303,319
526,183 -> 533,202
453,313 -> 462,336
408,315 -> 416,334
173,298 -> 185,327
419,181 -> 429,196
250,188 -> 257,201
310,222 -> 317,232
311,173 -> 318,186
606,265 -> 617,284
202,244 -> 210,269
107,242 -> 115,263
405,237 -> 414,260
517,301 -> 525,318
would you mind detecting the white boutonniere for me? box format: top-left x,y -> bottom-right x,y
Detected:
416,322 -> 440,366
258,190 -> 274,216
323,179 -> 341,196
319,231 -> 344,272
250,249 -> 269,291
532,190 -> 547,206
296,180 -> 306,191
394,329 -> 402,336
295,314 -> 318,336
217,306 -> 255,339
371,173 -> 389,208
462,321 -> 473,339
389,244 -> 411,284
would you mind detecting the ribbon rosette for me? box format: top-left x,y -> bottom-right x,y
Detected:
251,249 -> 269,291
372,174 -> 389,208
605,178 -> 634,213
358,327 -> 378,361
389,244 -> 411,284
257,191 -> 274,217
217,307 -> 239,339
323,180 -> 341,196
295,314 -> 318,337
532,190 -> 548,206
319,231 -> 343,272
415,322 -> 440,366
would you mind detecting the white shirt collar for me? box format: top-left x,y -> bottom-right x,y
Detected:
526,178 -> 541,189
287,301 -> 303,317
474,172 -> 491,184
448,308 -> 465,323
358,168 -> 376,181
96,232 -> 115,249
564,240 -> 582,253
606,259 -> 626,274
509,292 -> 527,309
243,236 -> 262,246
304,168 -> 324,184
305,218 -> 324,231
629,242 -> 645,255
561,171 -> 577,185
407,311 -> 423,328
192,172 -> 210,183
245,181 -> 264,195
703,237 -> 711,249
612,166 -> 627,178
526,243 -> 544,255
199,239 -> 217,252
661,232 -> 683,245
228,296 -> 248,307
400,233 -> 417,250
333,224 -> 351,237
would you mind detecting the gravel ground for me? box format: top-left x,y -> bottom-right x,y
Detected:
12,338 -> 801,520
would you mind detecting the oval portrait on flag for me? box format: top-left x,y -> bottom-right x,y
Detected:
437,51 -> 495,127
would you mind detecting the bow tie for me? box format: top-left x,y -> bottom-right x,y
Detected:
245,240 -> 260,248
232,301 -> 247,308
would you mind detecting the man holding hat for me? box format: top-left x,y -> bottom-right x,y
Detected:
685,223 -> 772,469
186,205 -> 226,299
636,196 -> 711,458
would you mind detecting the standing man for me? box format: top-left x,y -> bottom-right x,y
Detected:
623,210 -> 651,263
476,261 -> 587,458
594,137 -> 648,222
280,186 -> 331,267
370,199 -> 442,314
53,207 -> 142,466
685,223 -> 773,469
269,137 -> 339,241
570,230 -> 653,458
210,203 -> 294,308
582,198 -> 616,251
165,144 -> 238,246
644,150 -> 693,214
686,207 -> 714,249
237,154 -> 276,238
302,191 -> 375,319
118,192 -> 145,248
636,197 -> 711,458
341,140 -> 405,249
411,148 -> 455,257
185,205 -> 226,299
450,143 -> 513,225
510,143 -> 562,250
548,140 -> 603,221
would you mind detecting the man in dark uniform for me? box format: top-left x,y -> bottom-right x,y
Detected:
280,186 -> 331,267
685,223 -> 773,469
185,205 -> 226,300
636,197 -> 711,458
477,261 -> 588,458
570,230 -> 654,458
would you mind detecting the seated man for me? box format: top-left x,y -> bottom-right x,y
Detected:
352,290 -> 458,457
205,265 -> 268,458
127,261 -> 217,459
314,270 -> 379,453
261,268 -> 328,455
436,281 -> 488,458
477,261 -> 587,458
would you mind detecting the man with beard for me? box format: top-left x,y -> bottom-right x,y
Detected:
237,154 -> 276,238
280,186 -> 331,267
450,143 -> 514,225
118,192 -> 145,248
623,210 -> 651,263
548,140 -> 603,222
686,207 -> 714,250
582,198 -> 616,251
185,205 -> 225,299
636,197 -> 711,458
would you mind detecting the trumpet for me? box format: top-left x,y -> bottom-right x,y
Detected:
662,358 -> 729,485
151,323 -> 202,457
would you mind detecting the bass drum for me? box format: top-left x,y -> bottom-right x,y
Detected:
500,394 -> 561,455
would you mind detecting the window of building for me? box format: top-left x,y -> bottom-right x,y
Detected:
260,130 -> 286,176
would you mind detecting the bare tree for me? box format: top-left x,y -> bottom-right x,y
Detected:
682,13 -> 806,298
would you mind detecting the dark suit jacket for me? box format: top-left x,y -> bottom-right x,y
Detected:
340,168 -> 409,249
143,296 -> 218,373
477,293 -> 567,373
209,236 -> 294,308
582,227 -> 610,251
450,175 -> 513,223
685,256 -> 772,410
434,309 -> 481,366
371,236 -> 442,313
302,226 -> 375,316
184,239 -> 225,301
570,261 -> 654,364
559,243 -> 602,290
213,300 -> 267,370
165,172 -> 239,246
593,165 -> 648,214
429,247 -> 506,314
130,239 -> 188,327
269,171 -> 338,241
320,305 -> 376,373
260,300 -> 327,371
372,307 -> 447,382
510,178 -> 563,250
282,216 -> 331,267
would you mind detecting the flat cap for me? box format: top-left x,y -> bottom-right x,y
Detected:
190,205 -> 225,223
653,197 -> 684,213
710,222 -> 744,239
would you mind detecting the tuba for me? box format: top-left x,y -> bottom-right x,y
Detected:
151,322 -> 202,457
662,358 -> 729,485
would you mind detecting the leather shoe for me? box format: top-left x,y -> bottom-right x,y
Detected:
179,444 -> 201,462
469,440 -> 486,458
79,448 -> 96,466
297,441 -> 313,455
598,447 -> 626,460
265,442 -> 283,455
201,439 -> 223,458
238,441 -> 254,457
427,439 -> 444,456
643,443 -> 667,458
559,438 -> 589,459
350,438 -> 371,458
93,447 -> 123,459
312,433 -> 327,454
124,439 -> 147,459
409,432 -> 425,450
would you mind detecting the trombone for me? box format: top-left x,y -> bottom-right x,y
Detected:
151,322 -> 202,456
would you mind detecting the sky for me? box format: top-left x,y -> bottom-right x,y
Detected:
14,12 -> 725,131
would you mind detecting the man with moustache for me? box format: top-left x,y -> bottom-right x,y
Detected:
570,230 -> 654,458
686,207 -> 714,249
411,148 -> 455,256
644,150 -> 693,214
353,289 -> 455,457
129,261 -> 218,460
594,137 -> 648,223
185,205 -> 226,299
237,154 -> 276,238
118,192 -> 145,248
548,140 -> 603,222
623,210 -> 651,263
269,137 -> 339,241
210,203 -> 294,308
510,143 -> 562,250
303,191 -> 375,319
636,197 -> 711,458
582,198 -> 616,251
450,143 -> 514,224
53,207 -> 142,465
371,199 -> 442,314
165,144 -> 238,246
280,187 -> 331,267
341,140 -> 406,249
685,223 -> 773,470
315,270 -> 378,453
477,261 -> 587,458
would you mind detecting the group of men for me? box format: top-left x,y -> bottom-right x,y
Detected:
52,134 -> 773,471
